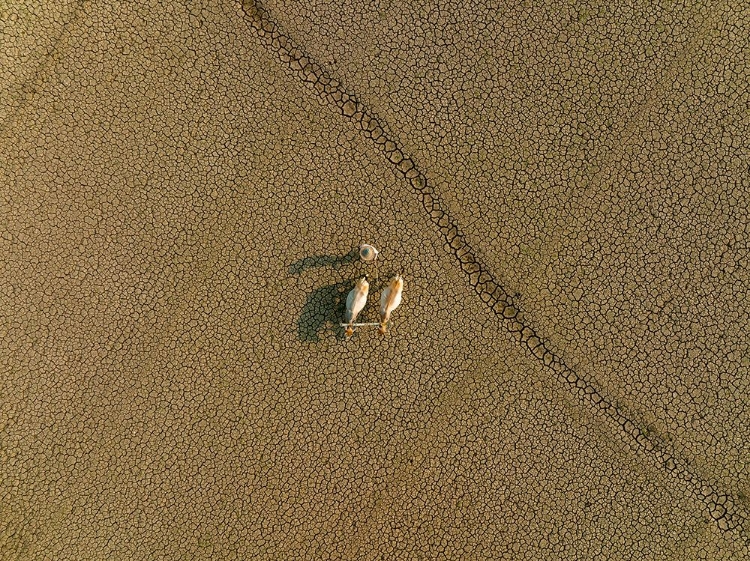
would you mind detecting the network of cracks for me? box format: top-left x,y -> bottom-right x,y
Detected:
240,0 -> 748,544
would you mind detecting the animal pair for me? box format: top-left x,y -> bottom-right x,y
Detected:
344,275 -> 404,337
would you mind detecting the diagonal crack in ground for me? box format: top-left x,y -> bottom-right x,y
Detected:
239,0 -> 749,542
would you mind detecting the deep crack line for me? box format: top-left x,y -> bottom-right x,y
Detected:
239,0 -> 748,540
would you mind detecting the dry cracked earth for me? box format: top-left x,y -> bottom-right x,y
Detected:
1,0 -> 748,559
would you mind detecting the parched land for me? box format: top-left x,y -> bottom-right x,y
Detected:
1,1 -> 747,558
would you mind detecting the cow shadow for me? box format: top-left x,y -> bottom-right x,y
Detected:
297,281 -> 350,342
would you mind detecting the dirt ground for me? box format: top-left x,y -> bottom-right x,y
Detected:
1,1 -> 748,559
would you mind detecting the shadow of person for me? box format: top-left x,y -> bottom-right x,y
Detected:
297,281 -> 350,342
288,249 -> 359,275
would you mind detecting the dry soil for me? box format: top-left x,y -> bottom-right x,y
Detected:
1,0 -> 748,559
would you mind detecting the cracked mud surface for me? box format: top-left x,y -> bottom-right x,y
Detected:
2,1 -> 748,559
